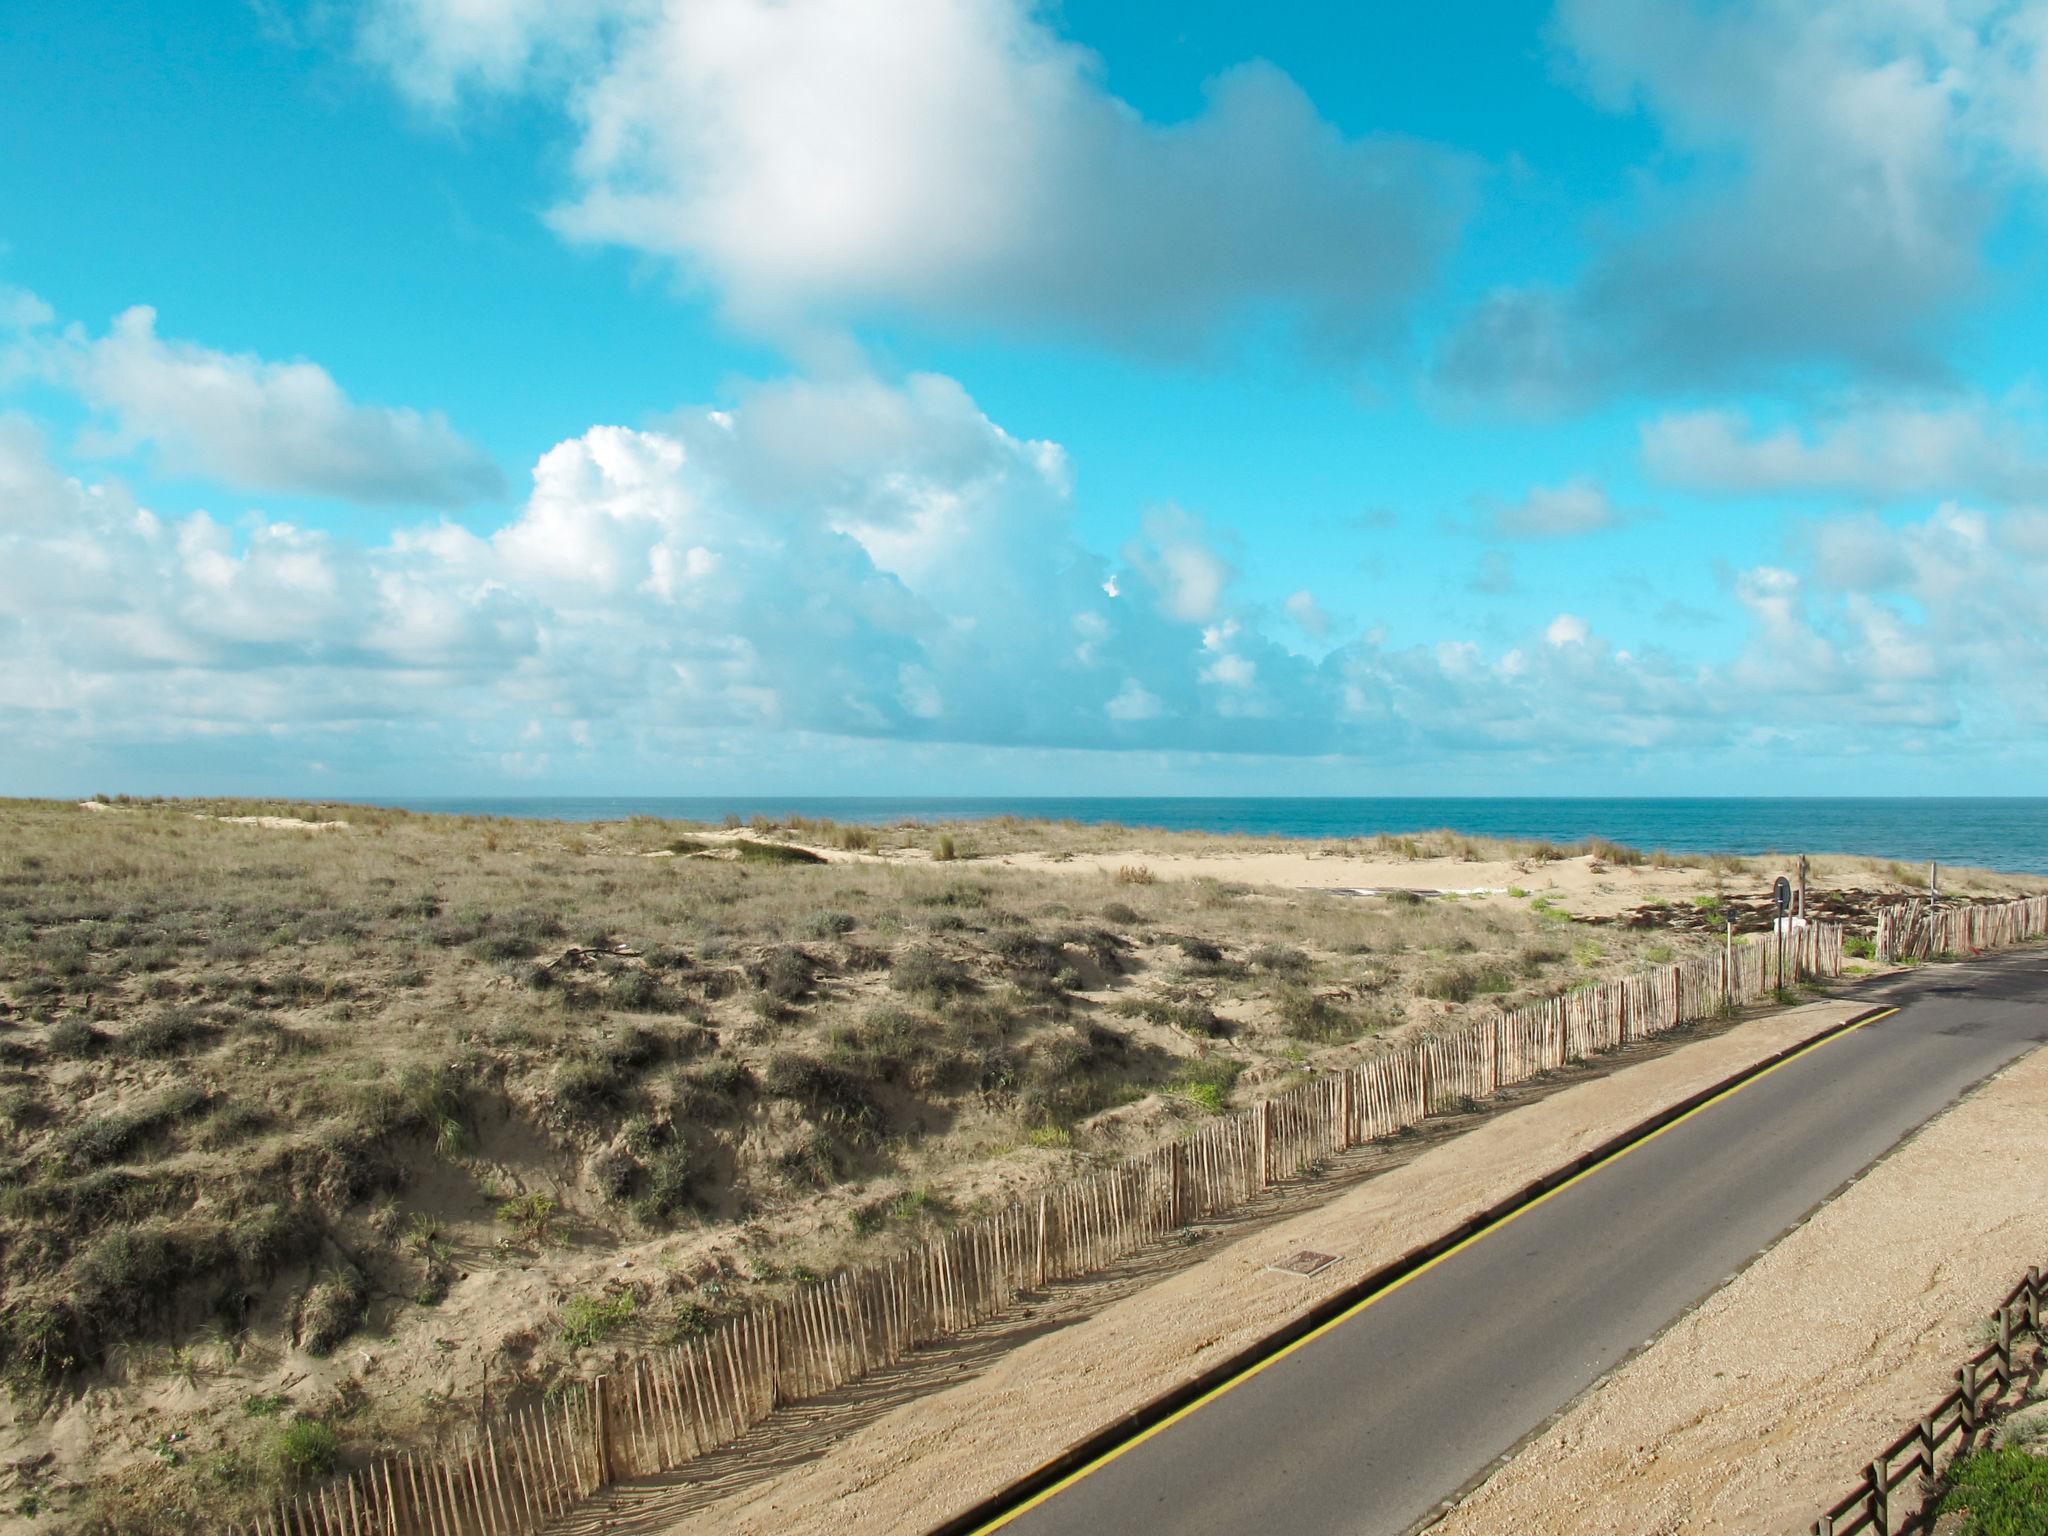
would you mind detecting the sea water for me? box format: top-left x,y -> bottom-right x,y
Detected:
380,797 -> 2048,875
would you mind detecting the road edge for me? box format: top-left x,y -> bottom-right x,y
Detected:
929,1000 -> 1901,1536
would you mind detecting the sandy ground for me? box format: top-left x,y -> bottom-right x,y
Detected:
1429,1036 -> 2048,1536
537,995 -> 1876,1536
985,846 -> 2037,920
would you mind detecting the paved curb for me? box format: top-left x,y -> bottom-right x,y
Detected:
929,1001 -> 1899,1536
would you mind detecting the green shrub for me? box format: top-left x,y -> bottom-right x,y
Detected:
1939,1447 -> 2048,1534
735,841 -> 825,865
755,945 -> 816,1003
496,1194 -> 557,1246
560,1292 -> 636,1349
551,1056 -> 629,1120
890,947 -> 975,998
121,1007 -> 217,1058
60,1086 -> 209,1169
44,1018 -> 105,1058
762,1052 -> 882,1132
608,969 -> 675,1012
1172,1056 -> 1241,1112
673,1060 -> 755,1122
656,1300 -> 717,1343
1248,944 -> 1311,975
933,834 -> 957,862
269,1418 -> 338,1484
1275,987 -> 1368,1044
1845,934 -> 1876,959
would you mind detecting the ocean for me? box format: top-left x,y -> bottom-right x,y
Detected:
379,797 -> 2048,876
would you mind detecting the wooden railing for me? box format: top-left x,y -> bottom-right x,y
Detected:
230,925 -> 1845,1536
1814,1267 -> 2047,1535
1877,894 -> 2048,965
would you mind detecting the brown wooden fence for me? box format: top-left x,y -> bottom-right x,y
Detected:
1813,1266 -> 2047,1535
1877,894 -> 2048,965
230,924 -> 1847,1536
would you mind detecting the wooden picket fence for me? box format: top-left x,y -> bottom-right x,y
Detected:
231,924 -> 1846,1536
1877,894 -> 2048,965
1814,1266 -> 2048,1534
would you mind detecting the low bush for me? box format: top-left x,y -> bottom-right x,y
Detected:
496,1193 -> 557,1247
296,1265 -> 366,1355
762,1052 -> 883,1133
1275,987 -> 1368,1044
44,1018 -> 105,1058
560,1292 -> 636,1349
754,945 -> 816,1003
1248,944 -> 1312,976
120,1007 -> 218,1058
60,1085 -> 210,1170
268,1418 -> 339,1485
890,947 -> 975,999
735,841 -> 826,866
673,1060 -> 755,1122
1939,1447 -> 2048,1534
608,968 -> 676,1012
1172,1056 -> 1241,1112
551,1055 -> 630,1121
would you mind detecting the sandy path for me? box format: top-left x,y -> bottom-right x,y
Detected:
1430,1038 -> 2048,1536
540,995 -> 1875,1536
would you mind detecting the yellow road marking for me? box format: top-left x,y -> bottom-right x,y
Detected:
965,1005 -> 1902,1533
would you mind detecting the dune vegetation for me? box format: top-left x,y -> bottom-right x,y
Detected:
0,796 -> 2005,1528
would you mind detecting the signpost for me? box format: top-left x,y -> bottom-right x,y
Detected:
1774,876 -> 1793,993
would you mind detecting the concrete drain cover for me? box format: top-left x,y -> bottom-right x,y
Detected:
1268,1249 -> 1340,1277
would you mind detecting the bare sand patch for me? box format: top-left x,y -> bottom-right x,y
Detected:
1427,1036 -> 2048,1536
579,997 -> 1877,1536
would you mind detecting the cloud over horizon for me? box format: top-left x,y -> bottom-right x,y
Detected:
6,351 -> 2038,790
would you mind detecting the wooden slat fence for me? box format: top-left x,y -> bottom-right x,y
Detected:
232,924 -> 1848,1536
1814,1266 -> 2048,1535
1877,894 -> 2048,965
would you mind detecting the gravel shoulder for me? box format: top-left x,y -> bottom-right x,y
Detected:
617,995 -> 1879,1536
1430,1032 -> 2048,1536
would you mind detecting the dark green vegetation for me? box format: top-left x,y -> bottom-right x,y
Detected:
1939,1448 -> 2048,1535
0,797 -> 1712,1530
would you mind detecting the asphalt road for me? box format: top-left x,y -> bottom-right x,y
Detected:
991,950 -> 2048,1536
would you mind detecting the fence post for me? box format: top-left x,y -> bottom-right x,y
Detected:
593,1376 -> 613,1487
1034,1192 -> 1048,1287
1339,1069 -> 1354,1149
1418,1046 -> 1433,1120
1258,1100 -> 1273,1189
1868,1459 -> 1886,1531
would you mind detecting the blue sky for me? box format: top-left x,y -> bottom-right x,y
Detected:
5,0 -> 2048,797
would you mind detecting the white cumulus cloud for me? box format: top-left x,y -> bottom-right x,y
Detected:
1483,475 -> 1643,539
41,306 -> 503,507
361,0 -> 1469,355
1643,397 -> 2048,505
1439,0 -> 2048,408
